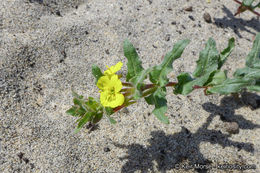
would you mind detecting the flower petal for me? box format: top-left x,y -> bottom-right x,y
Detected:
100,90 -> 124,108
104,62 -> 123,76
114,79 -> 123,92
100,91 -> 110,106
97,76 -> 110,90
110,61 -> 123,73
109,93 -> 125,108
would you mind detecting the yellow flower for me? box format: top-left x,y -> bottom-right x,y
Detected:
97,74 -> 124,108
104,61 -> 123,77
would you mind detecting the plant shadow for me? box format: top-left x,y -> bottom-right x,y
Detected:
213,6 -> 260,38
113,93 -> 260,173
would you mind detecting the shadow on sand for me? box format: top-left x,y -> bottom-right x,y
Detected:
213,6 -> 260,38
114,93 -> 260,173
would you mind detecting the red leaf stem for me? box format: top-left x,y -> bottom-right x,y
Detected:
113,104 -> 125,112
233,0 -> 260,16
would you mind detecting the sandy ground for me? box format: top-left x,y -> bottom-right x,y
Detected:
0,0 -> 260,172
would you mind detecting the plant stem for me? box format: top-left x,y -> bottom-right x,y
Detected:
142,87 -> 157,98
123,92 -> 133,97
113,101 -> 136,112
141,82 -> 177,91
166,82 -> 177,87
113,105 -> 124,112
122,82 -> 133,87
115,81 -> 178,112
141,84 -> 155,90
193,85 -> 209,95
233,0 -> 260,16
121,88 -> 129,92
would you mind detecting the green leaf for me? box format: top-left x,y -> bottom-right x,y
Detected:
130,68 -> 153,99
177,38 -> 234,95
254,2 -> 260,8
106,115 -> 117,124
149,39 -> 190,86
246,32 -> 260,68
234,67 -> 260,79
252,62 -> 260,69
174,73 -> 193,94
75,107 -> 87,116
66,107 -> 78,116
72,90 -> 83,99
179,72 -> 213,95
247,85 -> 260,92
75,112 -> 93,133
144,94 -> 154,105
207,78 -> 254,95
123,39 -> 144,81
105,107 -> 114,116
193,38 -> 220,77
145,87 -> 169,124
207,70 -> 227,86
104,107 -> 116,124
242,0 -> 255,6
219,38 -> 235,68
78,113 -> 93,128
177,70 -> 226,95
92,65 -> 104,84
85,97 -> 100,111
73,98 -> 81,106
92,113 -> 103,124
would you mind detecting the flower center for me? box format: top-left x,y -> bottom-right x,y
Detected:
107,87 -> 116,101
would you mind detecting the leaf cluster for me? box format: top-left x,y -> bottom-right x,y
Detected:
234,0 -> 260,16
175,32 -> 260,95
123,39 -> 190,124
66,90 -> 116,133
123,33 -> 259,124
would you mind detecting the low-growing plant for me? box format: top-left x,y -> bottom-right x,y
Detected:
66,32 -> 260,132
233,0 -> 260,16
208,0 -> 260,16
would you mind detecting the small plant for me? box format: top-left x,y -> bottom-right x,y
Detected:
66,32 -> 260,132
233,0 -> 260,16
208,0 -> 260,16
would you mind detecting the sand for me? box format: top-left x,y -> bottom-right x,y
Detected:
0,0 -> 260,172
